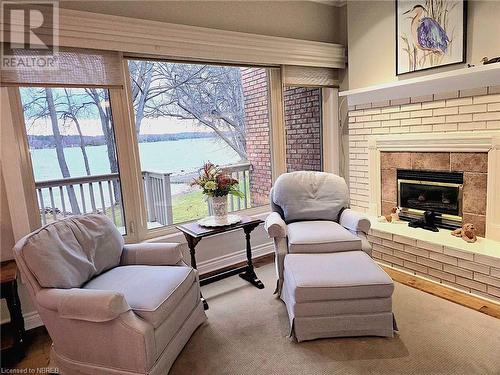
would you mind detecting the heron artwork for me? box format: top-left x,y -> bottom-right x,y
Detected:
397,0 -> 466,74
404,5 -> 449,54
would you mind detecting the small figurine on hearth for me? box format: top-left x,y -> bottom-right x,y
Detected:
451,223 -> 477,243
390,207 -> 401,223
379,207 -> 401,223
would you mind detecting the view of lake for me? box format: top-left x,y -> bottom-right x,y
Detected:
31,138 -> 241,195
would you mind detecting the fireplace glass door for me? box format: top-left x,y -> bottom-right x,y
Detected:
398,180 -> 462,218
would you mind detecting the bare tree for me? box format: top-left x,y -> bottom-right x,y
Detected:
61,88 -> 91,175
85,89 -> 118,174
23,88 -> 81,214
129,61 -> 247,159
84,88 -> 122,204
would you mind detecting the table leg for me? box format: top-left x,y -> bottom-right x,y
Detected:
183,234 -> 209,310
239,223 -> 265,289
5,279 -> 25,360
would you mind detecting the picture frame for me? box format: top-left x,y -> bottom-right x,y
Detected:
396,0 -> 467,75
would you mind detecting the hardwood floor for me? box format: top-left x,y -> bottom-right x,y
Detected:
2,254 -> 499,372
2,326 -> 51,371
383,266 -> 500,319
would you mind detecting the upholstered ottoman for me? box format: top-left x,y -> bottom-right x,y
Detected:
281,251 -> 396,342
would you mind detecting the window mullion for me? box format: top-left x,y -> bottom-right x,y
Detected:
109,63 -> 147,242
322,87 -> 340,175
2,87 -> 41,237
268,68 -> 286,181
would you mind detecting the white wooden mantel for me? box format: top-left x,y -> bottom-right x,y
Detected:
367,132 -> 500,241
340,64 -> 500,106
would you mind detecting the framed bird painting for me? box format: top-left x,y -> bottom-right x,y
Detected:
396,0 -> 467,75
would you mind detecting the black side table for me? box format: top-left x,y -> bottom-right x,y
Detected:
1,260 -> 25,364
176,216 -> 265,310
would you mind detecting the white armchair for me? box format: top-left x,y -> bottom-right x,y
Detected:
265,171 -> 372,294
13,214 -> 206,375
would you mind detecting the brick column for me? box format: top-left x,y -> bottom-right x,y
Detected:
283,87 -> 322,172
241,68 -> 272,206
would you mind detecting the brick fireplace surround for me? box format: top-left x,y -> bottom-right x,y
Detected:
347,86 -> 500,304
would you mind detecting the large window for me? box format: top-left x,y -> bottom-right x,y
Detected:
20,87 -> 126,234
128,60 -> 272,228
8,50 -> 338,241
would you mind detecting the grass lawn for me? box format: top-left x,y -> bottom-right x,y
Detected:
104,180 -> 251,227
103,190 -> 208,227
172,190 -> 209,223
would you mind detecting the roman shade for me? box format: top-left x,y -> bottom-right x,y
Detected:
282,65 -> 338,87
0,47 -> 123,88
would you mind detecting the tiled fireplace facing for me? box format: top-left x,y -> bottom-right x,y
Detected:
380,151 -> 488,236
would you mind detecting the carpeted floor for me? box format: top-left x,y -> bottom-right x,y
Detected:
170,263 -> 500,375
10,262 -> 500,374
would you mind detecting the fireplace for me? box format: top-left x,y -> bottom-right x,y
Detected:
397,169 -> 464,230
369,133 -> 500,239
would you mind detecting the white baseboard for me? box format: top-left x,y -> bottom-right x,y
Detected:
196,242 -> 274,275
0,308 -> 44,330
16,243 -> 275,331
24,310 -> 44,330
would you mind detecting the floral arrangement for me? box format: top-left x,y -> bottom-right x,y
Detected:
191,162 -> 244,198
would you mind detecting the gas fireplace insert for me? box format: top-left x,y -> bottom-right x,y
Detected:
397,169 -> 463,230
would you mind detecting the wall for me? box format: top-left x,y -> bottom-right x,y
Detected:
347,0 -> 500,90
347,86 -> 500,216
60,1 -> 345,44
284,87 -> 323,172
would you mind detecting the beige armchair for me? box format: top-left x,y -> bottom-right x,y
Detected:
265,171 -> 372,294
13,214 -> 206,375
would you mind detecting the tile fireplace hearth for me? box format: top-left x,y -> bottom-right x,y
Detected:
367,219 -> 500,304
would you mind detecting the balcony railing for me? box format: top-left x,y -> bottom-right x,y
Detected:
142,171 -> 173,226
35,173 -> 125,227
34,162 -> 252,228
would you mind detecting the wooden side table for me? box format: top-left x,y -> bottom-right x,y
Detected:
1,260 -> 25,363
176,216 -> 265,310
